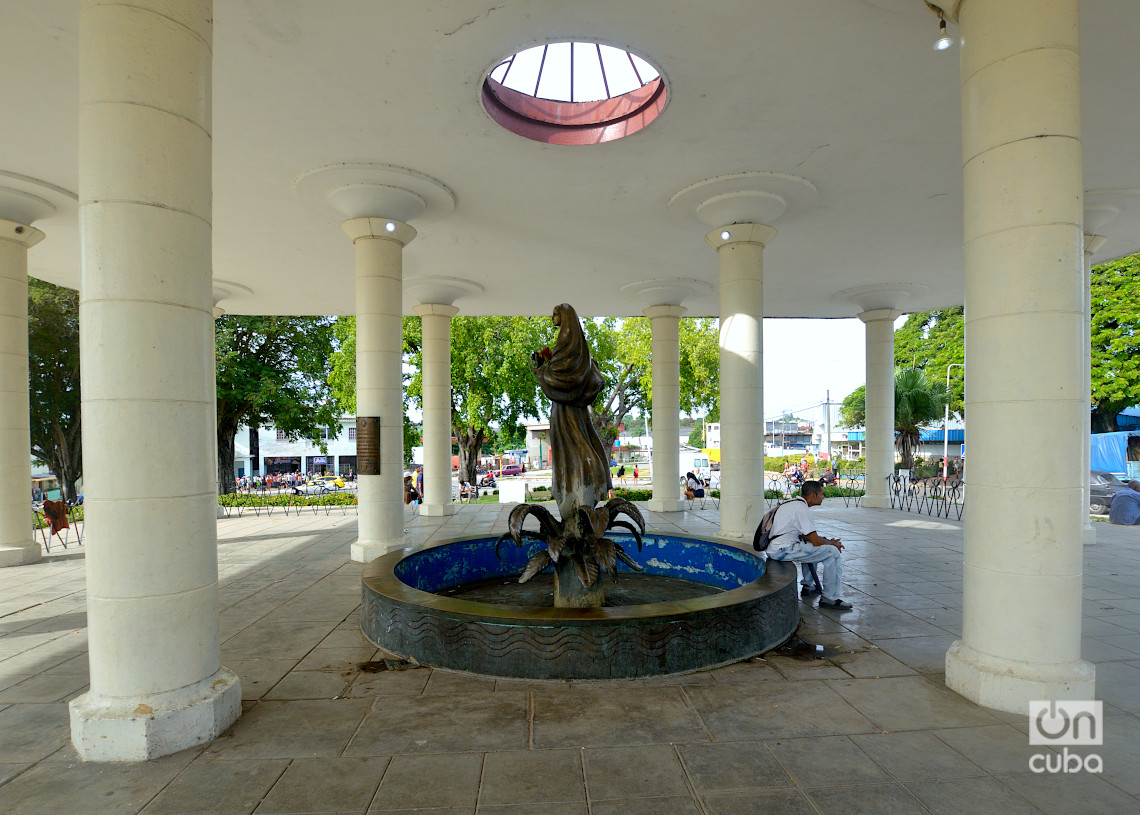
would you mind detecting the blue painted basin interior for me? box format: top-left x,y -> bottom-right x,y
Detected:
394,535 -> 766,595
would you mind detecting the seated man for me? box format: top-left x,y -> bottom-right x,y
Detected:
764,480 -> 852,610
459,480 -> 476,502
684,471 -> 705,500
1108,480 -> 1140,526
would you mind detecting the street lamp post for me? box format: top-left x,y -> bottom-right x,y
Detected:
943,362 -> 964,479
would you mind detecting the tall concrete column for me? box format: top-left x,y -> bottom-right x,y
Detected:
859,309 -> 902,509
646,305 -> 686,513
942,0 -> 1094,711
1081,234 -> 1105,544
708,224 -> 774,539
414,303 -> 458,516
70,0 -> 240,761
343,218 -> 414,563
0,219 -> 44,568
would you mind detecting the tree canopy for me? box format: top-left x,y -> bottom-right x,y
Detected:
1091,253 -> 1140,432
28,279 -> 82,501
215,316 -> 342,493
892,308 -> 964,418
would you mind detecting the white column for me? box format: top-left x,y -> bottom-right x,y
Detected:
707,224 -> 774,539
859,309 -> 901,509
944,0 -> 1094,712
0,220 -> 44,567
646,305 -> 686,513
70,0 -> 239,761
344,218 -> 414,563
1081,234 -> 1105,544
414,304 -> 458,516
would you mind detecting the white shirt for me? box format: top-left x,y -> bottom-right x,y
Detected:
766,498 -> 815,555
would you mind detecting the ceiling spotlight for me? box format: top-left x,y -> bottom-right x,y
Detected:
385,222 -> 396,232
720,230 -> 731,240
934,18 -> 954,51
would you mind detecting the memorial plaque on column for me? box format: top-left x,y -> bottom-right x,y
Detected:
357,417 -> 380,475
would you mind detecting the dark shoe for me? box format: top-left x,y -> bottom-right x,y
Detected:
800,586 -> 821,597
818,597 -> 853,610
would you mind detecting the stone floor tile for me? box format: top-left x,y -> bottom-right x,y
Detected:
827,647 -> 917,678
142,757 -> 289,815
808,783 -> 931,814
344,666 -> 431,696
932,724 -> 1055,775
477,803 -> 586,815
264,670 -> 352,700
255,756 -> 389,813
996,769 -> 1140,815
226,659 -> 301,701
369,752 -> 482,810
478,748 -> 584,806
904,776 -> 1045,815
705,659 -> 784,684
347,693 -> 528,754
850,730 -> 986,781
582,744 -> 688,801
764,654 -> 851,680
827,676 -> 1001,731
207,699 -> 373,759
589,796 -> 701,815
0,763 -> 27,785
532,687 -> 707,748
292,646 -> 378,673
0,702 -> 72,763
676,741 -> 792,791
222,621 -> 340,660
1094,661 -> 1140,714
766,735 -> 890,787
0,672 -> 88,703
423,670 -> 498,695
685,681 -> 877,741
701,788 -> 818,815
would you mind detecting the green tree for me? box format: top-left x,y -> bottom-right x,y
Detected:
837,368 -> 947,468
27,279 -> 82,501
215,316 -> 342,494
1091,254 -> 1140,432
893,308 -> 965,417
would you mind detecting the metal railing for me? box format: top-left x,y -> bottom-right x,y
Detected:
217,482 -> 359,519
885,474 -> 965,520
764,472 -> 865,509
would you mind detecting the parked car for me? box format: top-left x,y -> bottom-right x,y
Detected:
498,464 -> 522,477
294,474 -> 346,495
1091,469 -> 1128,515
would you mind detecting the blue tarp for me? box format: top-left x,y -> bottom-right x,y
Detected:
1091,431 -> 1140,474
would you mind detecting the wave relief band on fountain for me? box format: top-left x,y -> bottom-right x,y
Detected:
361,535 -> 800,680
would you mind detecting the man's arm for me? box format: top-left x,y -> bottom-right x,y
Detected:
802,530 -> 844,551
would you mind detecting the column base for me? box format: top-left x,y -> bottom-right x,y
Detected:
945,640 -> 1095,715
351,538 -> 406,564
1082,523 -> 1097,545
419,503 -> 456,517
0,541 -> 42,568
647,498 -> 685,513
70,667 -> 241,762
860,495 -> 889,509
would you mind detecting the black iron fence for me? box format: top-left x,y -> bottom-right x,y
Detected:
764,472 -> 866,509
885,474 -> 966,520
32,503 -> 85,552
217,483 -> 359,519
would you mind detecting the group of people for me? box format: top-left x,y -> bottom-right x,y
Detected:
615,464 -> 639,486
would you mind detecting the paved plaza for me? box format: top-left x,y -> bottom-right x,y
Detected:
0,503 -> 1137,814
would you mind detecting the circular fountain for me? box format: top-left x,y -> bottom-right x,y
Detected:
361,534 -> 798,680
360,302 -> 799,679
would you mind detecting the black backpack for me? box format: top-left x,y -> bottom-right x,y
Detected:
752,498 -> 800,551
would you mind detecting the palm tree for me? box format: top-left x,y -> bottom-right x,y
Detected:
838,367 -> 948,470
893,366 -> 948,469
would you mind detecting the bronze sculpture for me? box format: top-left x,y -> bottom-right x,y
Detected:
497,304 -> 645,607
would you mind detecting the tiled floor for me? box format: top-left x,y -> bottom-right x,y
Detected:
0,502 -> 1137,814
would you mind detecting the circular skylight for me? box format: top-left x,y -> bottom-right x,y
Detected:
482,42 -> 667,145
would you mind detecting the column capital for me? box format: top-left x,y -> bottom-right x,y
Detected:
857,308 -> 903,324
413,303 -> 459,318
1083,234 -> 1107,256
705,223 -> 776,251
644,304 -> 686,320
340,217 -> 416,247
0,218 -> 45,249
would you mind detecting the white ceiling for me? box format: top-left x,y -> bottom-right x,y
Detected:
5,1 -> 1139,318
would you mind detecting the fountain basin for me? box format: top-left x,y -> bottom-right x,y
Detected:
361,533 -> 799,680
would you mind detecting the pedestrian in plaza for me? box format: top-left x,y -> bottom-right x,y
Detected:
1108,480 -> 1140,526
633,465 -> 639,482
617,464 -> 626,485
